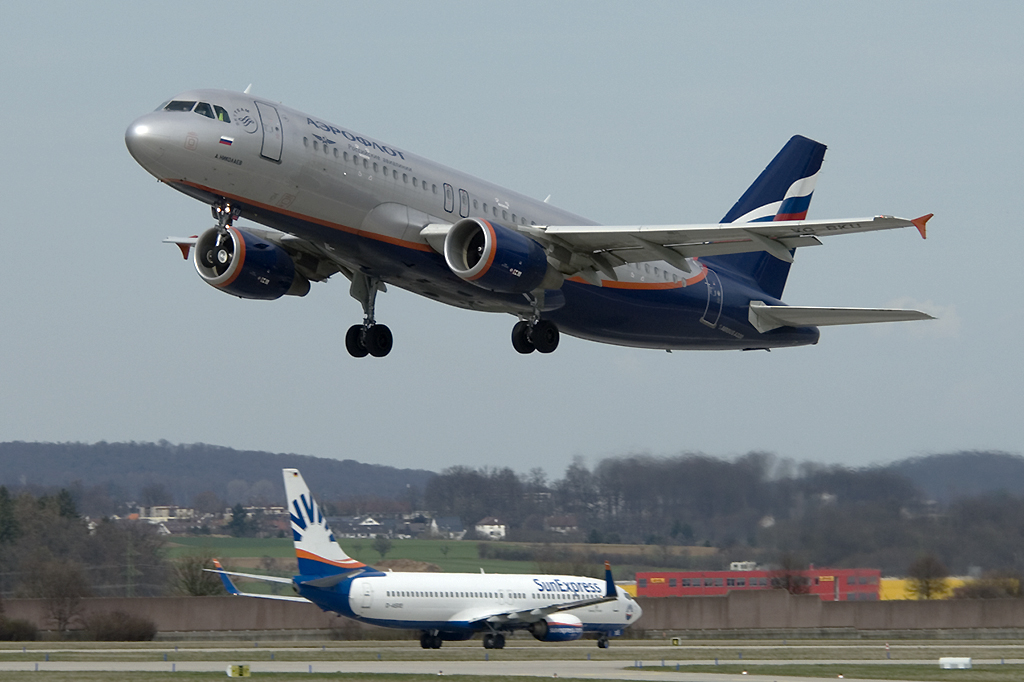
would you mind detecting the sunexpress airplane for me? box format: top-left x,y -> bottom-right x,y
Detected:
125,89 -> 933,357
211,469 -> 641,649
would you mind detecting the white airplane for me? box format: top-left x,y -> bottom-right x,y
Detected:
210,468 -> 642,649
126,89 -> 932,356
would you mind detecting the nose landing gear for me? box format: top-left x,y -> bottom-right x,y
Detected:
346,272 -> 393,358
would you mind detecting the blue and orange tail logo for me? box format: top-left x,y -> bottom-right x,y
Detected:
284,468 -> 367,576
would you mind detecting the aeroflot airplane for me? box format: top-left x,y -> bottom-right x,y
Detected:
210,468 -> 641,649
126,89 -> 933,357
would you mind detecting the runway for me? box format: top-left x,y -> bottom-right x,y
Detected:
1,656 -> 1010,682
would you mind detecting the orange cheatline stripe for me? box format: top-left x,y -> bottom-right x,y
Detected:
169,179 -> 435,253
295,549 -> 365,569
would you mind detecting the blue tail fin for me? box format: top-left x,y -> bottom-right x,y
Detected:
706,135 -> 826,299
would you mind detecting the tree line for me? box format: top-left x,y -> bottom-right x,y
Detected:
425,452 -> 1024,577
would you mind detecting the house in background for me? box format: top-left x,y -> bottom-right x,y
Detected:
474,517 -> 507,540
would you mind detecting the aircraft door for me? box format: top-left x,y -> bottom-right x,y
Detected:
361,581 -> 373,609
700,269 -> 723,328
459,189 -> 470,218
254,101 -> 283,162
443,183 -> 455,213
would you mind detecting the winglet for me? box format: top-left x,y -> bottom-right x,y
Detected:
604,561 -> 616,598
911,213 -> 932,240
212,559 -> 240,595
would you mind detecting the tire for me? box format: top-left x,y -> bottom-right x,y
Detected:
597,636 -> 609,649
364,324 -> 393,357
511,321 -> 535,354
494,633 -> 506,649
531,320 -> 559,354
345,325 -> 368,358
483,633 -> 494,649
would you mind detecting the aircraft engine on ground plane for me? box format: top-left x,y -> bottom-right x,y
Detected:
194,227 -> 310,299
443,218 -> 559,294
529,614 -> 584,642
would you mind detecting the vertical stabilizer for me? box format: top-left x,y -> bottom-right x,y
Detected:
707,135 -> 827,298
284,468 -> 367,576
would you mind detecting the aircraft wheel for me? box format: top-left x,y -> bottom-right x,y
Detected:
482,633 -> 494,649
432,635 -> 443,649
364,324 -> 393,357
345,325 -> 368,358
494,633 -> 506,649
597,636 -> 609,649
531,320 -> 559,354
511,321 -> 535,354
420,632 -> 431,649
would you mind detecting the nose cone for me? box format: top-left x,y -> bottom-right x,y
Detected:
125,114 -> 168,177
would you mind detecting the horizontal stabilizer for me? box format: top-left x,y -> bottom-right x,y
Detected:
749,301 -> 934,333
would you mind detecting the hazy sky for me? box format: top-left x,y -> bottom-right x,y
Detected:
0,2 -> 1020,478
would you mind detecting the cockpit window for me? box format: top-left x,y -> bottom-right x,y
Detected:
164,100 -> 196,112
213,105 -> 230,122
194,102 -> 215,119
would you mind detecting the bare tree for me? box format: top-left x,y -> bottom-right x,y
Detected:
171,550 -> 223,597
907,554 -> 950,600
27,560 -> 90,634
373,535 -> 393,560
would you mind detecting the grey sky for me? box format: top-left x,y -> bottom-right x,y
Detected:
0,2 -> 1019,477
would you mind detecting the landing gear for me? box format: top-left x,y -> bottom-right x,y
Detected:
200,199 -> 241,271
597,635 -> 609,649
419,631 -> 442,649
346,272 -> 392,358
510,319 -> 559,354
482,632 -> 506,649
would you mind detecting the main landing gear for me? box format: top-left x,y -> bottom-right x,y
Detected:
419,631 -> 443,649
482,632 -> 506,649
346,272 -> 393,358
597,635 -> 610,649
511,319 -> 559,354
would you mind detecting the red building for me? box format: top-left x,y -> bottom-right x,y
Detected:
636,567 -> 880,601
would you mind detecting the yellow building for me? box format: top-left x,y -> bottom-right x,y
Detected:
880,577 -> 966,600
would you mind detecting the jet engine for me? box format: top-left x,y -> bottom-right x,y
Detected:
443,218 -> 559,294
528,614 -> 583,642
194,227 -> 309,299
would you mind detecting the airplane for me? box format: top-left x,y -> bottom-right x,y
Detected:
208,468 -> 642,649
125,89 -> 933,357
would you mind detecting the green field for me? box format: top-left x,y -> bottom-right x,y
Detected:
165,536 -> 683,578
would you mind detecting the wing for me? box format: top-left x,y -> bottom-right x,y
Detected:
206,561 -> 310,603
528,214 -> 931,279
164,227 -> 346,283
452,594 -> 617,629
422,214 -> 930,283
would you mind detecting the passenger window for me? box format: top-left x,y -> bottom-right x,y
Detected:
164,100 -> 196,112
363,159 -> 368,169
492,206 -> 498,216
432,184 -> 438,194
473,199 -> 479,209
194,102 -> 215,119
373,162 -> 378,172
413,178 -> 418,187
502,210 -> 508,220
213,105 -> 231,122
313,140 -> 319,151
512,214 -> 517,222
303,137 -> 309,147
403,173 -> 408,183
333,148 -> 338,158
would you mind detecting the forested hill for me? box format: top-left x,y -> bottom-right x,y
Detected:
0,441 -> 435,513
886,451 -> 1024,502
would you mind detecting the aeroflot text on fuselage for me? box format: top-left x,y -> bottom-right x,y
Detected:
307,118 -> 406,160
124,89 -> 933,358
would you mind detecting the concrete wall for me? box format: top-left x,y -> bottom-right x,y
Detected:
7,591 -> 1024,636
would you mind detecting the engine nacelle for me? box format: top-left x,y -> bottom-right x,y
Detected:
529,614 -> 583,642
443,218 -> 556,294
194,227 -> 309,300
